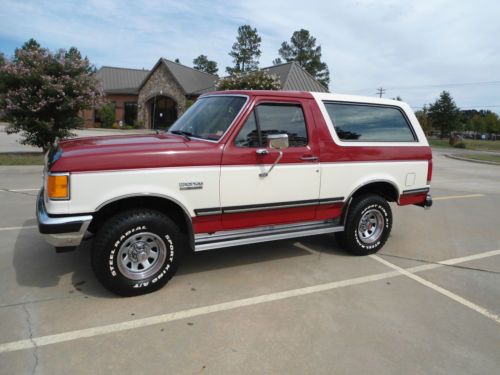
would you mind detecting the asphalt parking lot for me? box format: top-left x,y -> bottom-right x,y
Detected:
0,149 -> 499,374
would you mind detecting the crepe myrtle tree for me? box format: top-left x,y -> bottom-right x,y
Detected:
1,39 -> 102,152
216,70 -> 281,90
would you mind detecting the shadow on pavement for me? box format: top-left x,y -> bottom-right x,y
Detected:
13,220 -> 348,299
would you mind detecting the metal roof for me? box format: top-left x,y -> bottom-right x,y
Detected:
96,66 -> 150,95
263,62 -> 329,93
138,58 -> 218,95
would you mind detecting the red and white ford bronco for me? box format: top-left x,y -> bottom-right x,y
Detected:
38,90 -> 432,296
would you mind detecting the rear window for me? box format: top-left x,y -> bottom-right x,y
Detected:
324,102 -> 416,142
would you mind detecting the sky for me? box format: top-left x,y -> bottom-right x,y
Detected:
1,0 -> 499,113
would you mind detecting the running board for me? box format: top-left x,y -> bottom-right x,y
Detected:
194,221 -> 344,252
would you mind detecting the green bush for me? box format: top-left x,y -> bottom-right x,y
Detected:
97,103 -> 115,128
454,142 -> 466,149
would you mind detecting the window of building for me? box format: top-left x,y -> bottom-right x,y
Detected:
323,102 -> 416,142
124,102 -> 138,126
235,104 -> 308,147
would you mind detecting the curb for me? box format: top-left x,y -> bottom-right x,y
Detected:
445,154 -> 500,166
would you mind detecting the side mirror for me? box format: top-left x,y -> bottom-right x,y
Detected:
267,133 -> 289,150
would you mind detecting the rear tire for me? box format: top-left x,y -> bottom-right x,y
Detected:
336,194 -> 392,256
91,209 -> 184,296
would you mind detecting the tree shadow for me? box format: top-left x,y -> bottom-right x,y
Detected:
13,220 -> 348,299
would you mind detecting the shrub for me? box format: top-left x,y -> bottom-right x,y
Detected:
216,70 -> 281,90
454,142 -> 466,149
97,103 -> 115,128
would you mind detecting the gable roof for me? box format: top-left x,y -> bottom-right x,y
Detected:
263,62 -> 329,92
96,66 -> 150,95
138,58 -> 218,95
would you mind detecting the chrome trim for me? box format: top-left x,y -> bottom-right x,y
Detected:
195,220 -> 343,251
37,190 -> 92,248
47,172 -> 71,201
401,187 -> 430,195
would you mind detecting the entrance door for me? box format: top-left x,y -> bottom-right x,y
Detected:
151,96 -> 177,129
220,100 -> 321,231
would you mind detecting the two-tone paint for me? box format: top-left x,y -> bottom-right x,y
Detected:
44,90 -> 432,247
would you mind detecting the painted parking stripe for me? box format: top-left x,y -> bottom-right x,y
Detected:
0,188 -> 39,192
0,248 -> 498,354
371,255 -> 500,324
433,194 -> 485,201
0,225 -> 37,232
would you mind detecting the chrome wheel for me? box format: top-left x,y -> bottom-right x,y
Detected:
117,232 -> 167,280
357,209 -> 384,244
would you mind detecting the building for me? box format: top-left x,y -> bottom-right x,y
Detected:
83,59 -> 329,129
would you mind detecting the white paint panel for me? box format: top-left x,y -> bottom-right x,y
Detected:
220,164 -> 320,206
319,161 -> 428,200
66,167 -> 221,216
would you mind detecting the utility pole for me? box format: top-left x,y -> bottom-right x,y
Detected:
376,87 -> 386,98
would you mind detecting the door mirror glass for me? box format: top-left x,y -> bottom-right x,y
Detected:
267,133 -> 289,150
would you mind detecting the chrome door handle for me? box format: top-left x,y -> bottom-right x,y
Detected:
256,149 -> 269,155
300,155 -> 319,161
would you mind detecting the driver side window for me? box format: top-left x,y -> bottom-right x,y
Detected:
235,103 -> 308,147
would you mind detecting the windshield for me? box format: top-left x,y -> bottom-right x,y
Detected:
169,96 -> 247,141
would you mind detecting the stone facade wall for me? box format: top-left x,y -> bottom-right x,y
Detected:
138,63 -> 186,129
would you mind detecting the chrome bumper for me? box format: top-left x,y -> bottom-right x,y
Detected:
37,190 -> 93,248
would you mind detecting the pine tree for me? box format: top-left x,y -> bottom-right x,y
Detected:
193,55 -> 218,75
226,25 -> 262,74
277,29 -> 330,87
428,91 -> 461,139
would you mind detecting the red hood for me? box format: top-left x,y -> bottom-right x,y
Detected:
50,134 -> 223,172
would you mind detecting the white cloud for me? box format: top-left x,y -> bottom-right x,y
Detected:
1,0 -> 499,111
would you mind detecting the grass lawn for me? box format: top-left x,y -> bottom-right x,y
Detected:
457,153 -> 500,164
0,153 -> 44,165
429,139 -> 500,151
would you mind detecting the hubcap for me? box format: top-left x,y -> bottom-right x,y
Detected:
117,232 -> 167,280
357,209 -> 384,244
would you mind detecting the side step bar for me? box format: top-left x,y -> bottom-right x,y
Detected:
194,220 -> 344,252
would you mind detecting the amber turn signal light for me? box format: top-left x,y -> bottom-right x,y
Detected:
47,174 -> 69,199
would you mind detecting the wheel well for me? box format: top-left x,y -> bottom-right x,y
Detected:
350,181 -> 399,203
341,181 -> 399,224
88,196 -> 194,250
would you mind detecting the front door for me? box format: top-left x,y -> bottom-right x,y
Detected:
151,96 -> 177,129
220,99 -> 321,231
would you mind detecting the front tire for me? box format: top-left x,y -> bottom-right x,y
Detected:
91,209 -> 184,296
336,194 -> 392,256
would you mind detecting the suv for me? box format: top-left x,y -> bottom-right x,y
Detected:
37,91 -> 432,296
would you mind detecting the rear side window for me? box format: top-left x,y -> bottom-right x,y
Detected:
235,104 -> 308,147
324,102 -> 416,142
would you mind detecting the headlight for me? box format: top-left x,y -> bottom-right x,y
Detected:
47,173 -> 70,200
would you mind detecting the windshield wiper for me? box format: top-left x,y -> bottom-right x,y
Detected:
170,130 -> 192,140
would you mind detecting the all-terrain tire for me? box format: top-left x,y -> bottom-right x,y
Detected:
335,194 -> 392,256
91,209 -> 184,296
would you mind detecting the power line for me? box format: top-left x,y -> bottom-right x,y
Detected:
376,87 -> 386,98
346,80 -> 500,94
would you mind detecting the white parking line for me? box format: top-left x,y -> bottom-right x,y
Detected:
433,194 -> 484,201
0,188 -> 39,192
371,255 -> 500,324
0,248 -> 498,354
0,225 -> 37,232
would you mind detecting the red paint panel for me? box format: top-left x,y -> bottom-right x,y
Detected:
221,206 -> 321,231
315,203 -> 343,221
192,215 -> 222,234
52,135 -> 224,172
399,193 -> 428,206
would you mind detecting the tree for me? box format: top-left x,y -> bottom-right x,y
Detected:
193,55 -> 218,75
428,91 -> 460,139
0,39 -> 102,151
415,105 -> 432,134
174,58 -> 180,63
276,29 -> 330,87
216,70 -> 281,90
226,25 -> 262,74
483,112 -> 500,139
96,102 -> 116,128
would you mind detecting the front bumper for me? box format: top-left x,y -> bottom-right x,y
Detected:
37,190 -> 93,248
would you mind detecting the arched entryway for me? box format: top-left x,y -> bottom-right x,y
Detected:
147,96 -> 178,129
